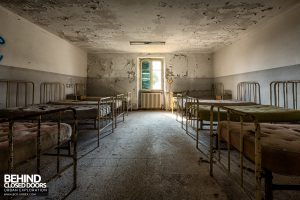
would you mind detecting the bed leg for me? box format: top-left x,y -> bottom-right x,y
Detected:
57,112 -> 61,173
264,169 -> 273,200
68,140 -> 71,156
8,121 -> 14,173
37,115 -> 41,174
200,120 -> 203,130
209,105 -> 214,176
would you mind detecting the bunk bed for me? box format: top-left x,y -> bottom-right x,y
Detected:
211,80 -> 300,200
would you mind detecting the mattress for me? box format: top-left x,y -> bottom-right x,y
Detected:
47,102 -> 112,120
0,122 -> 72,172
187,101 -> 256,121
189,105 -> 227,121
219,122 -> 300,176
223,105 -> 300,122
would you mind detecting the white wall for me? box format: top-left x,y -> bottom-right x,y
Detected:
0,6 -> 87,77
213,4 -> 300,77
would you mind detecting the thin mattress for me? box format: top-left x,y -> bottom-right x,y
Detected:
0,122 -> 72,172
219,122 -> 300,176
47,102 -> 112,120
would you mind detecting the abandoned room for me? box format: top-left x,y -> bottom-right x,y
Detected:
0,0 -> 300,199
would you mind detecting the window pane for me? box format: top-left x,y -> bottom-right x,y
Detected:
141,61 -> 151,90
152,70 -> 162,90
152,61 -> 162,90
152,61 -> 161,71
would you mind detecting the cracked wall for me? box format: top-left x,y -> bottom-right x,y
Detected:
87,53 -> 213,109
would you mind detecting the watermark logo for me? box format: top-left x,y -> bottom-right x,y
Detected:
1,174 -> 48,196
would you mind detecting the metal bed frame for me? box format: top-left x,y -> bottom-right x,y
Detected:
40,82 -> 65,103
75,83 -> 133,115
210,80 -> 300,200
0,106 -> 78,191
270,80 -> 300,109
212,82 -> 224,100
175,83 -> 225,127
177,81 -> 260,133
0,79 -> 34,108
0,80 -> 78,196
213,105 -> 300,200
237,81 -> 261,104
41,82 -> 116,148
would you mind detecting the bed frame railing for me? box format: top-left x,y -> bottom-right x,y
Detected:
40,82 -> 65,104
270,80 -> 300,109
237,81 -> 261,104
212,82 -> 224,100
0,79 -> 34,108
74,83 -> 86,99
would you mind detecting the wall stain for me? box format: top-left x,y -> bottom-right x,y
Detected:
0,36 -> 5,62
125,59 -> 136,83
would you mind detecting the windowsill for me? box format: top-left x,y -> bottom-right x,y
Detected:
140,90 -> 164,93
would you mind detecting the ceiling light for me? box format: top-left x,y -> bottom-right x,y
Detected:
130,41 -> 165,45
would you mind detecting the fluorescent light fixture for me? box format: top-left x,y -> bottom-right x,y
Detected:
130,41 -> 165,45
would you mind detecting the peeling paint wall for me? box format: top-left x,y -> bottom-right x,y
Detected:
213,4 -> 300,103
87,53 -> 213,109
0,5 -> 87,77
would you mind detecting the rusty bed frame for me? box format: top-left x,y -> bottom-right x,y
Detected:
75,83 -> 133,115
175,82 -> 225,123
74,82 -> 130,128
40,82 -> 119,148
0,79 -> 35,108
270,80 -> 300,109
0,80 -> 78,196
175,82 -> 260,140
237,81 -> 261,104
210,80 -> 300,200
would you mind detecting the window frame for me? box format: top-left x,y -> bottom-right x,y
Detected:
140,58 -> 163,91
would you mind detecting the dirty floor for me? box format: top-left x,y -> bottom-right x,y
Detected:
40,111 -> 249,200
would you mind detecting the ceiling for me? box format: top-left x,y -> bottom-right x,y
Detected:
0,0 -> 298,53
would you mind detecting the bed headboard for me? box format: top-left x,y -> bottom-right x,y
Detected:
237,81 -> 261,104
212,82 -> 224,100
74,83 -> 86,97
0,79 -> 35,108
270,80 -> 300,109
40,82 -> 65,104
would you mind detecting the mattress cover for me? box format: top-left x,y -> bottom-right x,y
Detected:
50,100 -> 100,105
44,104 -> 111,120
0,122 -> 72,172
187,101 -> 256,121
189,105 -> 227,121
223,105 -> 300,122
219,122 -> 300,176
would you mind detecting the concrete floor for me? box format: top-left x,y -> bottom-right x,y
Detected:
43,111 -> 249,200
7,111 -> 300,200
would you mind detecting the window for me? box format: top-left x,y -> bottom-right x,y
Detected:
141,59 -> 163,90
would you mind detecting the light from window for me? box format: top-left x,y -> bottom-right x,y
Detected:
141,59 -> 162,90
152,61 -> 162,90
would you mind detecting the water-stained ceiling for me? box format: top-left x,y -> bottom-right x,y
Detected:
0,0 -> 298,53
